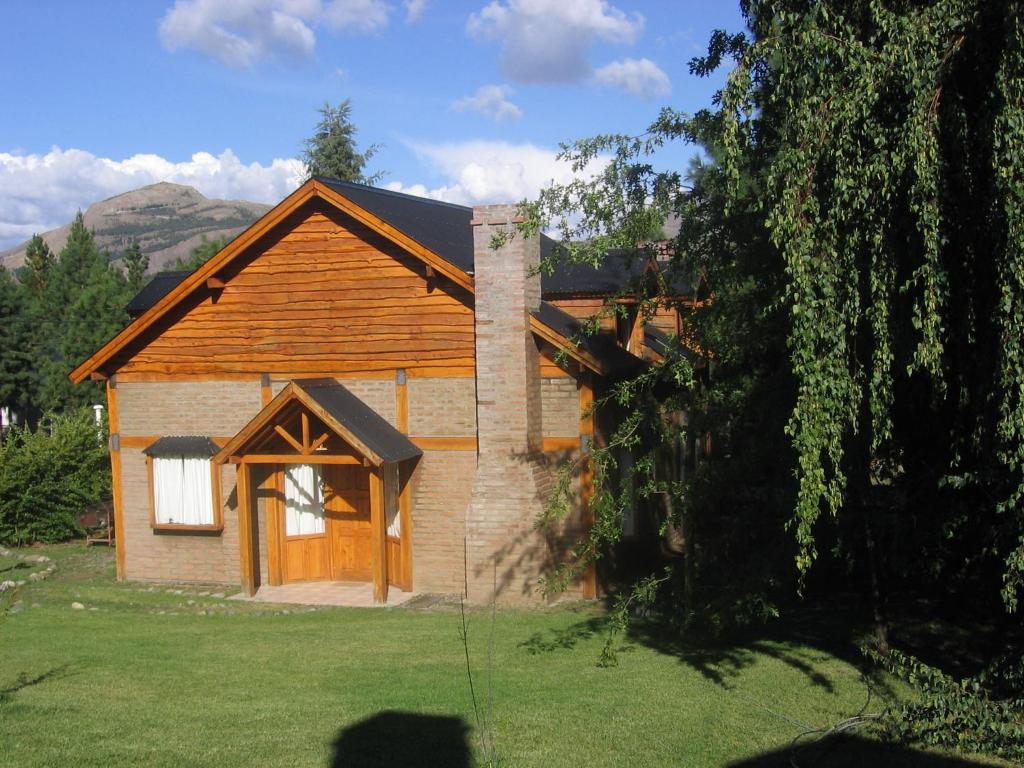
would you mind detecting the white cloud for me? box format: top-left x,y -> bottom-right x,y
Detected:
594,57 -> 670,99
383,139 -> 608,206
404,0 -> 428,22
467,0 -> 643,83
159,0 -> 392,67
322,0 -> 391,33
451,85 -> 523,122
0,147 -> 304,249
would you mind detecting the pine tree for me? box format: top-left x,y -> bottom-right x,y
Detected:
0,267 -> 35,414
301,99 -> 381,184
20,234 -> 53,299
121,241 -> 149,293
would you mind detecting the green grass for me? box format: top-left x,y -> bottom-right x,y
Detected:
0,544 -> 1001,767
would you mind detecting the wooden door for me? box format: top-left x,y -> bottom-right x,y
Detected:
281,464 -> 330,583
325,464 -> 372,581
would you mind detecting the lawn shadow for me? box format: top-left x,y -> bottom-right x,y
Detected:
0,664 -> 72,703
727,734 -> 994,767
329,711 -> 473,768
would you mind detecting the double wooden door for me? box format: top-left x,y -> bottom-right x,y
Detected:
277,463 -> 372,583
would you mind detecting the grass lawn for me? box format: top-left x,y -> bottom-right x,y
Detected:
0,543 -> 1003,767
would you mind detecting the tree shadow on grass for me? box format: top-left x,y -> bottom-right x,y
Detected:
519,601 -> 895,697
727,734 -> 994,767
329,711 -> 473,768
0,665 -> 72,704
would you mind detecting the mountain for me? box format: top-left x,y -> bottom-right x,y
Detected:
0,182 -> 272,273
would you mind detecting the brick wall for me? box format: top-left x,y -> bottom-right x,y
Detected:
270,378 -> 398,427
465,205 -> 558,604
409,378 -> 476,436
118,380 -> 261,437
542,377 -> 579,438
409,449 -> 476,593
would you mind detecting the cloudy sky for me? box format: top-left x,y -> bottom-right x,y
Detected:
0,1 -> 743,250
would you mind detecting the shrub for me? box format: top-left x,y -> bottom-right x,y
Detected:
868,647 -> 1024,762
0,409 -> 110,545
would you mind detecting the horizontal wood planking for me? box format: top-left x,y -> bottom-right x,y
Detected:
115,203 -> 477,378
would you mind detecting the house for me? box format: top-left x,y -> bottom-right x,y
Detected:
70,178 -> 684,604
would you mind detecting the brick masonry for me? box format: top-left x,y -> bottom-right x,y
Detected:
409,378 -> 476,436
541,377 -> 579,438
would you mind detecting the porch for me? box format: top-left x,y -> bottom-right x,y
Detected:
232,581 -> 419,608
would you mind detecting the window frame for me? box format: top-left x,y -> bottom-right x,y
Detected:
146,453 -> 224,533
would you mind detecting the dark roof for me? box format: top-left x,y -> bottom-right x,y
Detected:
122,182 -> 690,315
540,248 -> 648,297
532,301 -> 642,375
126,270 -> 192,317
297,380 -> 422,464
143,435 -> 220,457
316,177 -> 477,273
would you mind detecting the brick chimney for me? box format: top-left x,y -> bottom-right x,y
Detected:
465,204 -> 552,603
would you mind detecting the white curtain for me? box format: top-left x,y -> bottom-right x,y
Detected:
385,464 -> 401,538
154,456 -> 214,525
284,464 -> 325,536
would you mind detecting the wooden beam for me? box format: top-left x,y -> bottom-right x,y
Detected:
237,461 -> 257,596
579,375 -> 597,600
301,412 -> 310,452
409,436 -> 477,451
395,369 -> 409,434
399,464 -> 413,592
89,372 -> 108,381
206,277 -> 226,289
261,373 -> 272,407
369,469 -> 388,604
308,432 -> 330,453
119,435 -> 232,449
267,466 -> 283,586
543,437 -> 581,451
273,425 -> 305,454
232,453 -> 362,465
106,379 -> 126,581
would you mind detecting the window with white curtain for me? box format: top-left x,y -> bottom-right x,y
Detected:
153,455 -> 214,526
284,464 -> 325,536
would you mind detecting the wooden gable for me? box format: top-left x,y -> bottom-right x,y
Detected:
106,199 -> 476,378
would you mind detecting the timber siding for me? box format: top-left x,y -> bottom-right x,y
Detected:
113,201 -> 476,378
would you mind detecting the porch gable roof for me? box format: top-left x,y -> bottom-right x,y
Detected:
213,380 -> 421,467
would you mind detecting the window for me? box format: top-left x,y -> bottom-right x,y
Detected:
152,455 -> 215,526
284,464 -> 325,536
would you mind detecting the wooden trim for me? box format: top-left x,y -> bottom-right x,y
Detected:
267,466 -> 283,586
273,425 -> 305,453
237,461 -> 256,596
409,436 -> 477,451
369,469 -> 388,604
116,372 -> 265,382
106,380 -> 126,581
261,373 -> 272,406
529,315 -> 607,375
119,435 -> 231,449
399,463 -> 413,591
579,375 -> 597,600
146,454 -> 225,534
233,453 -> 362,465
396,370 -> 409,434
543,437 -> 581,451
206,277 -> 226,289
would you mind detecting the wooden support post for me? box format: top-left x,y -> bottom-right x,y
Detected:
369,469 -> 388,604
237,461 -> 257,596
260,373 -> 272,407
395,369 -> 412,591
267,466 -> 283,586
580,374 -> 598,600
106,378 -> 126,581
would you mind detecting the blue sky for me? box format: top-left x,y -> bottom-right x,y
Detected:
0,1 -> 745,249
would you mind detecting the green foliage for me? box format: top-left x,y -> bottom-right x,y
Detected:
0,267 -> 35,413
868,647 -> 1024,761
301,99 -> 382,184
20,234 -> 53,299
173,234 -> 230,271
0,409 -> 110,546
717,1 -> 1024,607
35,213 -> 128,412
121,240 -> 149,292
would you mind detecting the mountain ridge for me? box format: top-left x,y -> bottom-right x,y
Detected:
0,182 -> 272,273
